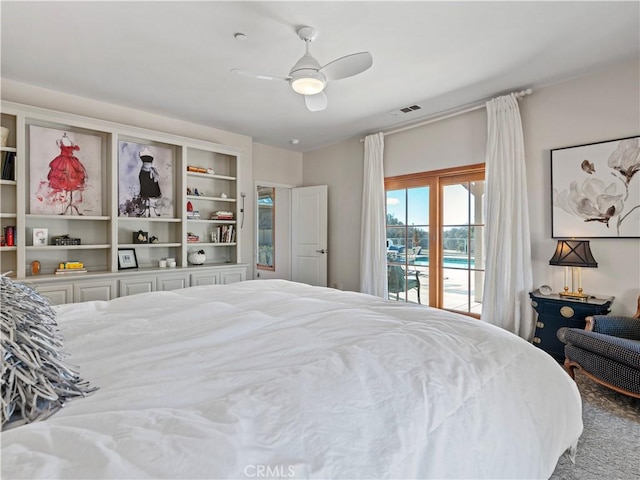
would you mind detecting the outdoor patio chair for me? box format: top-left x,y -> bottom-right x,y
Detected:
387,265 -> 421,304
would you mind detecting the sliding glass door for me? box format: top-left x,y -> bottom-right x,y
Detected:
385,165 -> 485,316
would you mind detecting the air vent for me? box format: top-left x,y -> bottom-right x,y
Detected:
389,104 -> 422,116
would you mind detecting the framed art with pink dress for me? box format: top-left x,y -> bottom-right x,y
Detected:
28,125 -> 103,215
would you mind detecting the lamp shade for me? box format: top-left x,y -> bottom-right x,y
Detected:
549,240 -> 598,267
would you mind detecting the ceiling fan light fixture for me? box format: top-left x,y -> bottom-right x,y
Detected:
290,70 -> 326,95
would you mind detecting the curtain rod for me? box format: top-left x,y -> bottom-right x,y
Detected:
360,88 -> 532,141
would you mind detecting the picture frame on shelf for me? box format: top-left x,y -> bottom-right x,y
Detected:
118,140 -> 174,218
551,136 -> 640,238
118,248 -> 139,270
28,125 -> 103,216
32,227 -> 48,246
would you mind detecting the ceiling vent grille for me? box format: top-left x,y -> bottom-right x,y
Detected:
389,104 -> 422,116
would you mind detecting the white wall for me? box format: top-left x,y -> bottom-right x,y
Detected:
253,143 -> 303,186
303,58 -> 640,315
384,108 -> 487,176
303,137 -> 364,291
252,142 -> 303,280
523,59 -> 640,316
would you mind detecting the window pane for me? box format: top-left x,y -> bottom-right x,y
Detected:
443,267 -> 484,314
387,264 -> 423,305
412,227 -> 429,264
407,187 -> 429,226
469,180 -> 485,224
386,190 -> 406,225
443,226 -> 470,268
443,267 -> 469,311
386,226 -> 405,263
257,186 -> 275,269
443,183 -> 469,225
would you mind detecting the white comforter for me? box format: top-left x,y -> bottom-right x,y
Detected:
2,280 -> 582,479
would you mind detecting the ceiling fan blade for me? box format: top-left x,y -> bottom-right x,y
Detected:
231,68 -> 290,82
319,52 -> 373,81
304,92 -> 328,112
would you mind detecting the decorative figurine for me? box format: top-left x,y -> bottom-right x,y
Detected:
188,249 -> 206,265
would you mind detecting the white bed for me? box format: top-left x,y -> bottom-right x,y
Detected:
2,279 -> 582,479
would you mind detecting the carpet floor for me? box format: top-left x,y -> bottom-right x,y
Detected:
550,373 -> 640,480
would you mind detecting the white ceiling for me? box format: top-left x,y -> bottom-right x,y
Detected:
1,1 -> 638,152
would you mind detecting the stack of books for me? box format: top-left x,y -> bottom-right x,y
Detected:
186,210 -> 200,220
55,261 -> 87,275
187,232 -> 200,243
211,211 -> 234,221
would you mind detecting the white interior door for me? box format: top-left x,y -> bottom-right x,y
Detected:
292,185 -> 328,287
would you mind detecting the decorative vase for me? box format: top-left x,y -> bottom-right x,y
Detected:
188,250 -> 206,265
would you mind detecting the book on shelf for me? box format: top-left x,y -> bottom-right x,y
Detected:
2,152 -> 16,180
55,268 -> 87,275
214,224 -> 235,243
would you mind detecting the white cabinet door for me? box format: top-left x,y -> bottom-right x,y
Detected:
190,271 -> 220,287
220,267 -> 246,284
158,273 -> 189,291
119,276 -> 156,297
74,280 -> 117,302
34,284 -> 73,305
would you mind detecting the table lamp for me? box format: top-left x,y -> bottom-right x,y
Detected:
549,240 -> 598,300
549,239 -> 597,300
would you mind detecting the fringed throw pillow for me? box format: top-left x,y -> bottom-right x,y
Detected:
1,275 -> 97,429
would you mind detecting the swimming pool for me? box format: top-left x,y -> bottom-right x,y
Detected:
414,255 -> 476,269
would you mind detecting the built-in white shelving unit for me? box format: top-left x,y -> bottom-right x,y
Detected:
0,101 -> 247,303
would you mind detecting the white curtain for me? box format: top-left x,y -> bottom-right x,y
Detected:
360,133 -> 388,298
481,94 -> 534,340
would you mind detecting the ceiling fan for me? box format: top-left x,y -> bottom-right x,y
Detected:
231,26 -> 373,112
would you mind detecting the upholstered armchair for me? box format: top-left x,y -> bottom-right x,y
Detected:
387,265 -> 421,304
558,295 -> 640,398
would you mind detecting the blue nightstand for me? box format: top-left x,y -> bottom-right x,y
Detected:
529,290 -> 614,362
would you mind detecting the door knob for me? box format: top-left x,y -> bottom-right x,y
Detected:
316,249 -> 328,254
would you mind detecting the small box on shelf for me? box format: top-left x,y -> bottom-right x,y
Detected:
51,235 -> 81,246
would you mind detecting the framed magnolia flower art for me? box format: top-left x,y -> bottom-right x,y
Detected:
551,136 -> 640,238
